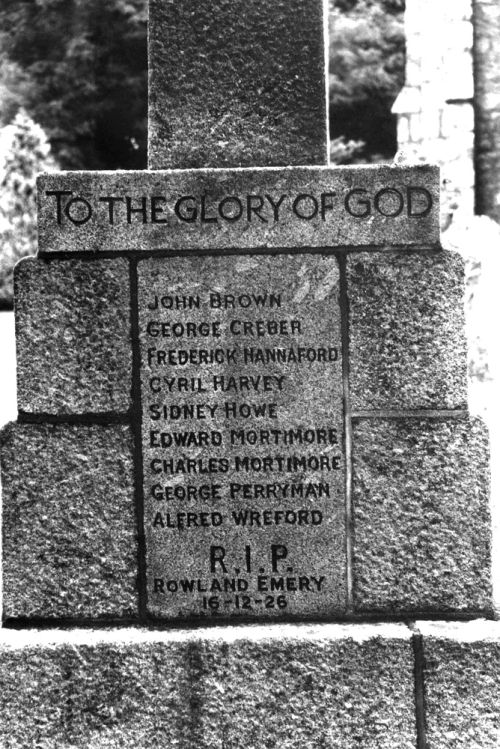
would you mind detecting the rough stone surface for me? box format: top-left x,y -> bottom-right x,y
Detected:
0,624 -> 416,748
37,166 -> 440,253
15,257 -> 132,414
148,0 -> 327,169
138,254 -> 345,619
1,422 -> 138,620
419,620 -> 500,748
347,250 -> 468,410
352,417 -> 492,614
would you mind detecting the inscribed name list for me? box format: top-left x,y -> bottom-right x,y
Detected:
138,254 -> 346,619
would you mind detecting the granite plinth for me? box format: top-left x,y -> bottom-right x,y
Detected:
37,165 -> 440,254
15,257 -> 132,415
0,624 -> 416,748
1,423 -> 138,620
138,254 -> 346,619
419,621 -> 500,748
347,250 -> 467,410
352,417 -> 492,614
148,0 -> 327,169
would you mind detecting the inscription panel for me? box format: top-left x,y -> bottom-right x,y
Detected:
38,165 -> 440,253
138,254 -> 345,619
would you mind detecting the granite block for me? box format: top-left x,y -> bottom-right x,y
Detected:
148,0 -> 327,169
37,165 -> 440,253
0,624 -> 416,748
419,620 -> 500,748
138,254 -> 346,619
347,250 -> 468,410
352,417 -> 492,614
1,422 -> 138,620
15,257 -> 132,414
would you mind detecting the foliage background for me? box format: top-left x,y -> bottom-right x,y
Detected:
0,0 -> 148,170
0,110 -> 56,306
329,0 -> 405,162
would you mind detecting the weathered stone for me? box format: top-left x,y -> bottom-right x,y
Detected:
148,0 -> 327,169
419,620 -> 500,748
347,250 -> 468,410
37,166 -> 440,253
1,422 -> 138,620
352,417 -> 492,614
138,254 -> 346,619
0,624 -> 416,748
15,257 -> 132,415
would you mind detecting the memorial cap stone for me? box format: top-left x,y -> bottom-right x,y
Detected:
37,165 -> 440,254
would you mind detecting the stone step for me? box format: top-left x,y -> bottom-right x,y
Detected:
0,622 -> 416,748
0,620 -> 498,748
419,620 -> 500,748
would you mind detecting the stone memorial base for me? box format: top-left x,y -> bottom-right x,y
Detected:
1,0 -> 496,739
0,621 -> 499,748
2,229 -> 492,622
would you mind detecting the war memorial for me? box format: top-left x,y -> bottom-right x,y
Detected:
0,0 -> 498,746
